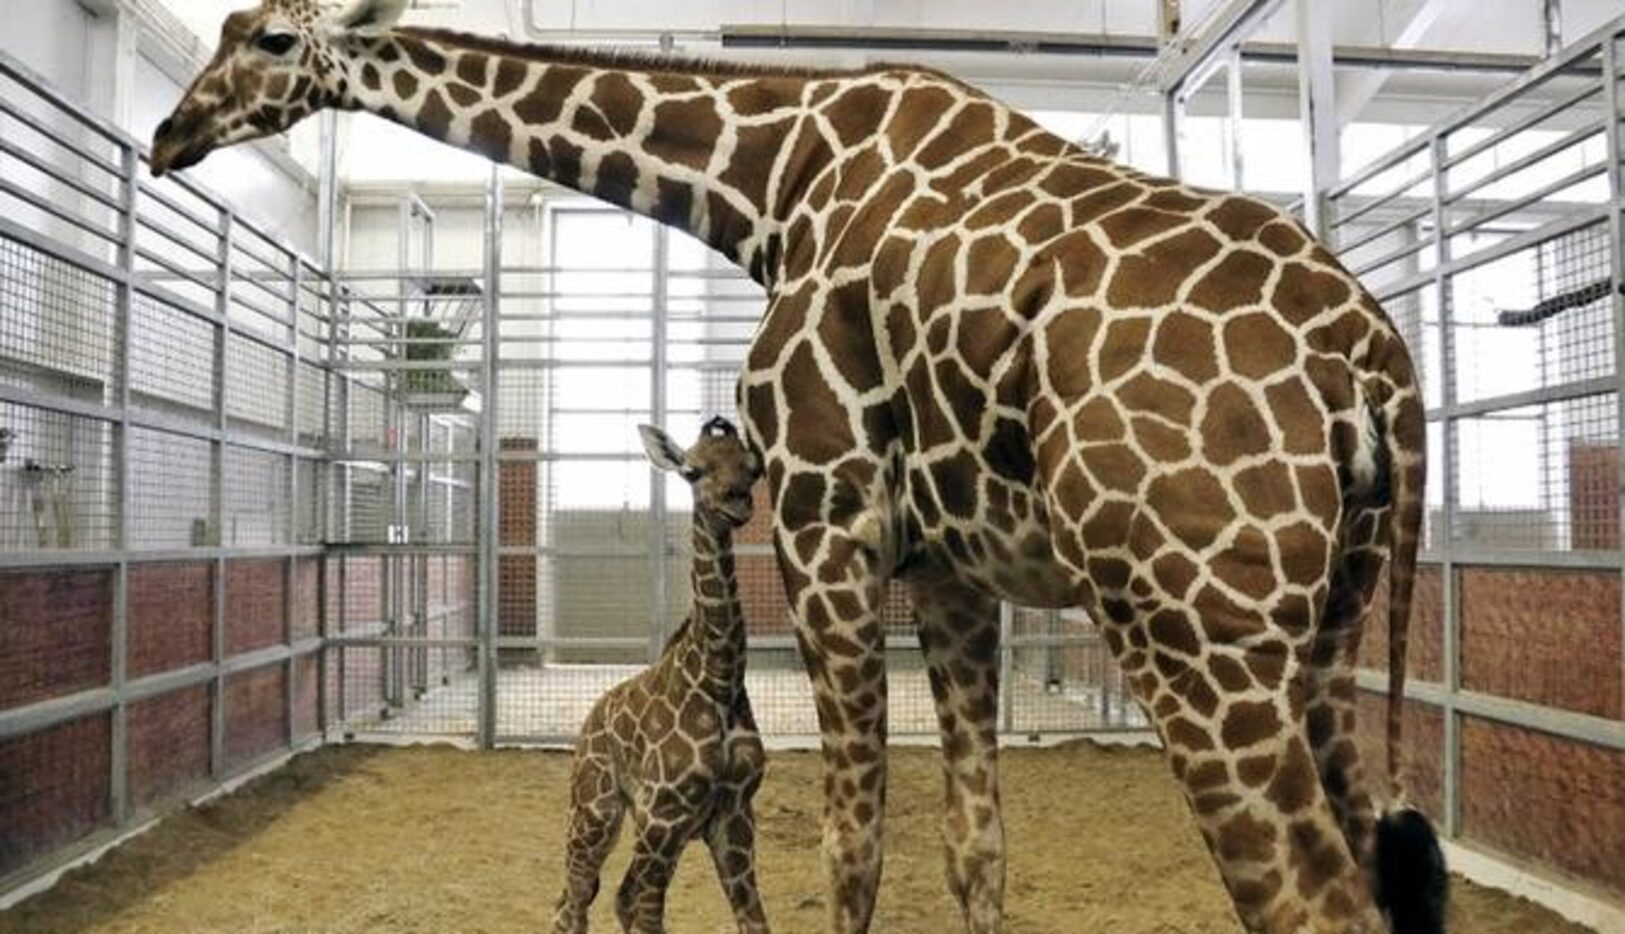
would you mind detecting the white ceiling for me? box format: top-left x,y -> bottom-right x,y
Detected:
159,0 -> 1625,56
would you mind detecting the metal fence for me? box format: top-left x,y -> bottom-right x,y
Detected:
325,194 -> 1138,746
1327,16 -> 1624,896
0,47 -> 331,894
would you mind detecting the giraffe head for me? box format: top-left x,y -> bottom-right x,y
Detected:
149,0 -> 409,177
639,418 -> 763,529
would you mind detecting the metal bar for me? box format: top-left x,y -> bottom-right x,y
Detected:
1353,670 -> 1625,751
998,601 -> 1014,733
1225,45 -> 1244,190
476,166 -> 501,748
0,91 -> 124,175
1601,28 -> 1625,766
0,385 -> 324,459
1417,549 -> 1620,569
1338,207 -> 1433,259
1296,0 -> 1338,241
0,135 -> 124,209
1429,130 -> 1463,839
1443,162 -> 1606,237
650,224 -> 671,662
1157,0 -> 1286,95
109,140 -> 138,828
0,178 -> 120,245
210,206 -> 232,781
1440,81 -> 1600,176
1431,375 -> 1614,419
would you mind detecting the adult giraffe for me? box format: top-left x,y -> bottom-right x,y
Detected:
151,2 -> 1445,932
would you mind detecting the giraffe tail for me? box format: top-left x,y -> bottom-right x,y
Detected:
1371,384 -> 1448,934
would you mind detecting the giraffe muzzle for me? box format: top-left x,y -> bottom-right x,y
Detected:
149,115 -> 212,178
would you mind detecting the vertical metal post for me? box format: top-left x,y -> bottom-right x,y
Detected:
1225,46 -> 1245,190
997,602 -> 1013,734
1161,89 -> 1185,179
1296,0 -> 1339,240
316,111 -> 340,270
285,258 -> 301,746
1428,130 -> 1462,838
477,165 -> 503,748
1543,0 -> 1564,57
650,225 -> 670,662
1601,32 -> 1625,755
108,140 -> 137,826
211,208 -> 234,777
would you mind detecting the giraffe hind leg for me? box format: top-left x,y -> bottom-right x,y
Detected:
910,574 -> 1005,934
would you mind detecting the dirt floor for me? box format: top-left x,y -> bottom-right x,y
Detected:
0,742 -> 1593,934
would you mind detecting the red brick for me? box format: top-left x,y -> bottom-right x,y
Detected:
290,558 -> 320,641
224,664 -> 286,768
0,568 -> 111,707
292,654 -> 320,740
127,686 -> 210,809
0,714 -> 110,876
1356,693 -> 1444,821
128,562 -> 211,677
225,559 -> 286,655
1461,717 -> 1625,895
1460,568 -> 1622,719
1569,441 -> 1618,549
1357,563 -> 1444,682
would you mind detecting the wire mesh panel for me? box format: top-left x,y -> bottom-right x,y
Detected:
1324,19 -> 1625,899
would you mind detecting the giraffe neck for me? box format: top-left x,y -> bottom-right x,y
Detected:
686,515 -> 744,699
340,27 -> 842,284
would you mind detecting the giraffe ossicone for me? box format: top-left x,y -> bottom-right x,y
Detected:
154,3 -> 1446,932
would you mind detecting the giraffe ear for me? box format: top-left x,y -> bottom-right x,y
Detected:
637,424 -> 690,475
329,0 -> 410,32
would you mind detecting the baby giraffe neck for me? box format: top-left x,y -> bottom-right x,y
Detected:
688,515 -> 744,701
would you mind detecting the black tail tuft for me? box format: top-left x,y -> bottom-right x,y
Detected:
1375,808 -> 1449,934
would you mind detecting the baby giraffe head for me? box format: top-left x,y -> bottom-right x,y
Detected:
639,417 -> 763,530
149,0 -> 409,176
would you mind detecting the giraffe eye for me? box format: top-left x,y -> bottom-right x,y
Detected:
257,32 -> 298,56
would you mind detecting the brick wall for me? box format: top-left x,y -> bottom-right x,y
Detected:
128,562 -> 211,678
1354,693 -> 1444,821
291,558 -> 320,641
224,664 -> 286,769
1568,441 -> 1618,549
292,654 -> 320,741
0,568 -> 112,708
1458,568 -> 1622,719
127,686 -> 209,810
1356,564 -> 1444,682
0,714 -> 110,877
225,559 -> 286,655
1460,716 -> 1625,896
499,437 -> 537,641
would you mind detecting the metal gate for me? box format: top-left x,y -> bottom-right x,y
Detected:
325,179 -> 1145,746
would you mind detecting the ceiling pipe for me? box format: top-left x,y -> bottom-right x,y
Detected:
720,25 -> 1575,75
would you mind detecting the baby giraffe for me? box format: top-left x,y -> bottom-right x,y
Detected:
552,417 -> 770,934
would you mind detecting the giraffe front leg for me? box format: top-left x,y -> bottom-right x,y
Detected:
910,574 -> 1005,934
614,790 -> 703,934
778,522 -> 891,934
706,709 -> 772,933
552,718 -> 626,934
705,783 -> 771,933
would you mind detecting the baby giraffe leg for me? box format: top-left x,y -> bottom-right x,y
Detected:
551,732 -> 625,934
615,791 -> 703,934
707,721 -> 770,933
